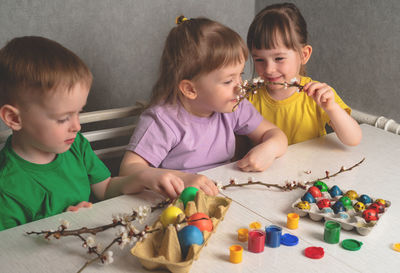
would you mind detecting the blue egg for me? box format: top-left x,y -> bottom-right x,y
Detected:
358,194 -> 372,204
332,201 -> 346,214
178,225 -> 204,259
329,185 -> 343,198
301,192 -> 316,203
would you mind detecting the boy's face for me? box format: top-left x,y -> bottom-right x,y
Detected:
15,82 -> 89,160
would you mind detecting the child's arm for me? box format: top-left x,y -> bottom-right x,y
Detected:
236,120 -> 287,172
304,82 -> 362,146
91,151 -> 218,200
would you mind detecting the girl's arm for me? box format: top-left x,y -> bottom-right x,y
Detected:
236,119 -> 288,172
304,82 -> 362,146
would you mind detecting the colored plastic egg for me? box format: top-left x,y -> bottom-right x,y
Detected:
345,190 -> 358,200
375,199 -> 386,206
179,187 -> 199,207
296,201 -> 310,210
328,185 -> 343,198
308,186 -> 322,198
358,194 -> 372,204
314,181 -> 328,192
317,199 -> 331,210
160,206 -> 184,227
339,196 -> 352,208
369,202 -> 385,213
178,225 -> 204,258
362,209 -> 379,222
188,212 -> 213,232
332,201 -> 346,214
353,202 -> 365,212
301,192 -> 316,203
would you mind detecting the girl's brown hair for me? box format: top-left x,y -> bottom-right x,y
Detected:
150,17 -> 248,106
247,3 -> 308,74
0,36 -> 92,106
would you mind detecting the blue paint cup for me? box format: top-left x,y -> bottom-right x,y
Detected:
265,225 -> 282,248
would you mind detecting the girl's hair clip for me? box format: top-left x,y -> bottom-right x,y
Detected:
175,15 -> 189,25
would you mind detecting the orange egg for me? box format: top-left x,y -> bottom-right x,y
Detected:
188,212 -> 213,232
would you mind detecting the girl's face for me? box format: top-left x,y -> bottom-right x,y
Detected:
251,41 -> 311,97
185,60 -> 245,117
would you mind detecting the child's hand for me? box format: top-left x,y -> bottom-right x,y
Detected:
66,201 -> 92,212
141,169 -> 185,199
180,173 -> 219,196
236,143 -> 274,172
303,82 -> 336,111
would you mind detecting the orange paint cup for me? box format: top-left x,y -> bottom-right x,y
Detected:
287,213 -> 299,229
237,228 -> 249,242
229,245 -> 243,263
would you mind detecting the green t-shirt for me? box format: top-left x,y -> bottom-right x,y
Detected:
0,132 -> 111,231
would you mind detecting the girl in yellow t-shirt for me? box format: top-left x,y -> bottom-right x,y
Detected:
246,3 -> 362,145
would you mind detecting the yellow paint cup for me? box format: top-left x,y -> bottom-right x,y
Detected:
249,221 -> 262,230
237,228 -> 249,242
229,245 -> 243,264
287,213 -> 299,229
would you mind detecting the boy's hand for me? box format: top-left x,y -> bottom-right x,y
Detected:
303,82 -> 336,111
236,142 -> 274,172
66,201 -> 92,212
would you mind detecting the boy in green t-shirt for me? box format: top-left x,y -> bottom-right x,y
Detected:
0,36 -> 185,231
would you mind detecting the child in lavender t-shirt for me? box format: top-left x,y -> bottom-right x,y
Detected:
119,16 -> 288,199
128,99 -> 262,173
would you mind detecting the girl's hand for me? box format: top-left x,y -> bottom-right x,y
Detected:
66,201 -> 92,212
303,82 -> 336,110
180,173 -> 219,196
236,143 -> 274,172
140,168 -> 185,199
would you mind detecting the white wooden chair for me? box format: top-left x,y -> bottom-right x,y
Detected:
0,102 -> 146,161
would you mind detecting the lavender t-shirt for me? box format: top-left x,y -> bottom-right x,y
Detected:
127,99 -> 263,173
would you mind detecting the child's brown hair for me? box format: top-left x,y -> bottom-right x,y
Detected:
0,36 -> 92,106
150,17 -> 248,106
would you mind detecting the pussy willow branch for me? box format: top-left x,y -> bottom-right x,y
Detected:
221,158 -> 365,191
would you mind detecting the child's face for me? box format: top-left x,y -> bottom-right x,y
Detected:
251,44 -> 303,93
190,61 -> 245,116
15,82 -> 89,160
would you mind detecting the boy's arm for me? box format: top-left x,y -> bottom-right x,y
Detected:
236,119 -> 287,172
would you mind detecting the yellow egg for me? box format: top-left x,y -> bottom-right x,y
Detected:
160,206 -> 184,227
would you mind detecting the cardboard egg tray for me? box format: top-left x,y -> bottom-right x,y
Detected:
131,191 -> 231,273
291,189 -> 391,236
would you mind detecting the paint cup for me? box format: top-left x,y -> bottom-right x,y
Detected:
248,230 -> 265,253
324,221 -> 341,244
249,221 -> 262,230
229,245 -> 243,263
287,213 -> 299,229
237,228 -> 249,242
265,225 -> 282,248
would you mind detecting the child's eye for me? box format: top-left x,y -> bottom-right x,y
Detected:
224,80 -> 233,84
57,117 -> 69,124
254,58 -> 264,62
275,57 -> 285,62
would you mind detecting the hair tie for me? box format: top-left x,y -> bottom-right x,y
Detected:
175,15 -> 188,25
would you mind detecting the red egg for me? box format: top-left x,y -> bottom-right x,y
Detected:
188,212 -> 213,232
362,209 -> 379,222
308,186 -> 322,198
317,198 -> 331,210
368,202 -> 385,214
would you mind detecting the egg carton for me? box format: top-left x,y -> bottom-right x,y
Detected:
131,191 -> 231,273
291,189 -> 391,236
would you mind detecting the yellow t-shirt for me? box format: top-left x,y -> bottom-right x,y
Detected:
248,76 -> 351,145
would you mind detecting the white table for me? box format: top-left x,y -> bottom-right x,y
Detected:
0,124 -> 399,273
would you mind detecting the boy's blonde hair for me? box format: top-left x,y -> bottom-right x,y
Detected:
0,36 -> 92,106
150,17 -> 248,106
247,3 -> 308,75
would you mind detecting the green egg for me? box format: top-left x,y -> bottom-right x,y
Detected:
179,187 -> 199,207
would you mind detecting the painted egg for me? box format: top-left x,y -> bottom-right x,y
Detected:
301,192 -> 316,203
314,181 -> 328,192
369,202 -> 385,214
328,185 -> 343,198
188,212 -> 213,232
362,208 -> 379,222
160,206 -> 184,227
317,198 -> 331,210
353,202 -> 365,212
358,194 -> 372,204
308,186 -> 322,198
332,201 -> 346,214
178,225 -> 204,259
375,199 -> 386,206
179,187 -> 199,207
296,201 -> 310,210
345,190 -> 358,200
339,196 -> 352,208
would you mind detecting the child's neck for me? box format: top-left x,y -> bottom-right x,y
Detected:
267,86 -> 298,101
11,134 -> 57,164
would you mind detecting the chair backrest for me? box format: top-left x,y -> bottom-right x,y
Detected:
0,102 -> 146,160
